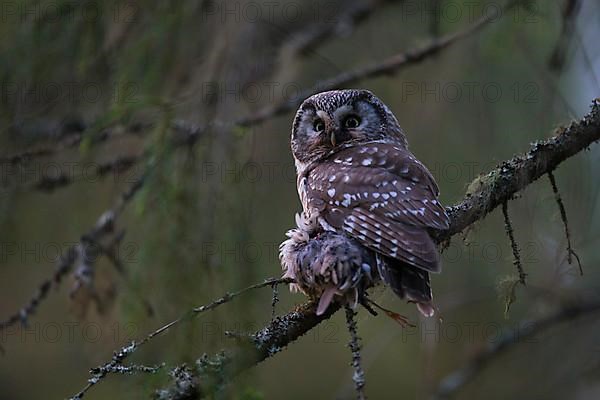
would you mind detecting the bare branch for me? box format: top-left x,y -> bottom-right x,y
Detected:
345,305 -> 367,400
0,174 -> 145,331
69,340 -> 165,400
69,277 -> 292,399
431,297 -> 600,400
237,0 -> 521,128
0,246 -> 77,331
288,0 -> 397,57
0,0 -> 512,171
270,282 -> 280,320
0,122 -> 147,167
547,170 -> 583,274
501,201 -> 527,285
32,155 -> 140,192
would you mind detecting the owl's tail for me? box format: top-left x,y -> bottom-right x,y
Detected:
377,256 -> 435,317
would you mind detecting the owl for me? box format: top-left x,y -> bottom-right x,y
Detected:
280,89 -> 449,317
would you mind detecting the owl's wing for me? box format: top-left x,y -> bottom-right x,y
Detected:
305,142 -> 449,273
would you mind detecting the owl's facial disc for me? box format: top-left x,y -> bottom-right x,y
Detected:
315,111 -> 337,147
332,105 -> 363,143
291,90 -> 409,171
309,106 -> 365,152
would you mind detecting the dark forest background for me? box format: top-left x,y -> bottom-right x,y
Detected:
1,0 -> 600,399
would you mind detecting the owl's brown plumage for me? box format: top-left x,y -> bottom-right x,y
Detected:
282,89 -> 449,316
280,213 -> 377,315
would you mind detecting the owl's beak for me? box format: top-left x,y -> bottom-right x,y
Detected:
330,131 -> 337,147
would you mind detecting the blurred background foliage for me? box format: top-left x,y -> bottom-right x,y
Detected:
0,0 -> 599,399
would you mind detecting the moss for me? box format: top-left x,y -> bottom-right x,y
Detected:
496,274 -> 521,319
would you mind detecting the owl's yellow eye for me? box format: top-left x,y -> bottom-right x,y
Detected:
313,119 -> 325,132
344,115 -> 361,129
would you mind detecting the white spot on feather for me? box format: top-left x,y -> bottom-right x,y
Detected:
341,193 -> 352,207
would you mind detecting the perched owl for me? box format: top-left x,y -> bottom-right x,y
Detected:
280,89 -> 449,317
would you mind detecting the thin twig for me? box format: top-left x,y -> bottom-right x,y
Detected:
0,0 -> 513,170
0,174 -> 146,331
0,132 -> 82,167
0,246 -> 78,330
0,122 -> 147,167
68,277 -> 292,399
502,201 -> 527,285
69,342 -> 164,400
271,282 -> 280,320
191,277 -> 292,313
345,305 -> 366,400
431,298 -> 600,399
236,0 -> 522,128
32,155 -> 140,192
548,0 -> 582,71
429,0 -> 442,37
288,0 -> 393,57
97,363 -> 164,375
547,170 -> 583,275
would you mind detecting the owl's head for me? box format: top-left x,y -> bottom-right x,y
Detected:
291,89 -> 407,168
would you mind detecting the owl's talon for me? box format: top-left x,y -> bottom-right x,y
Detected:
364,297 -> 415,328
